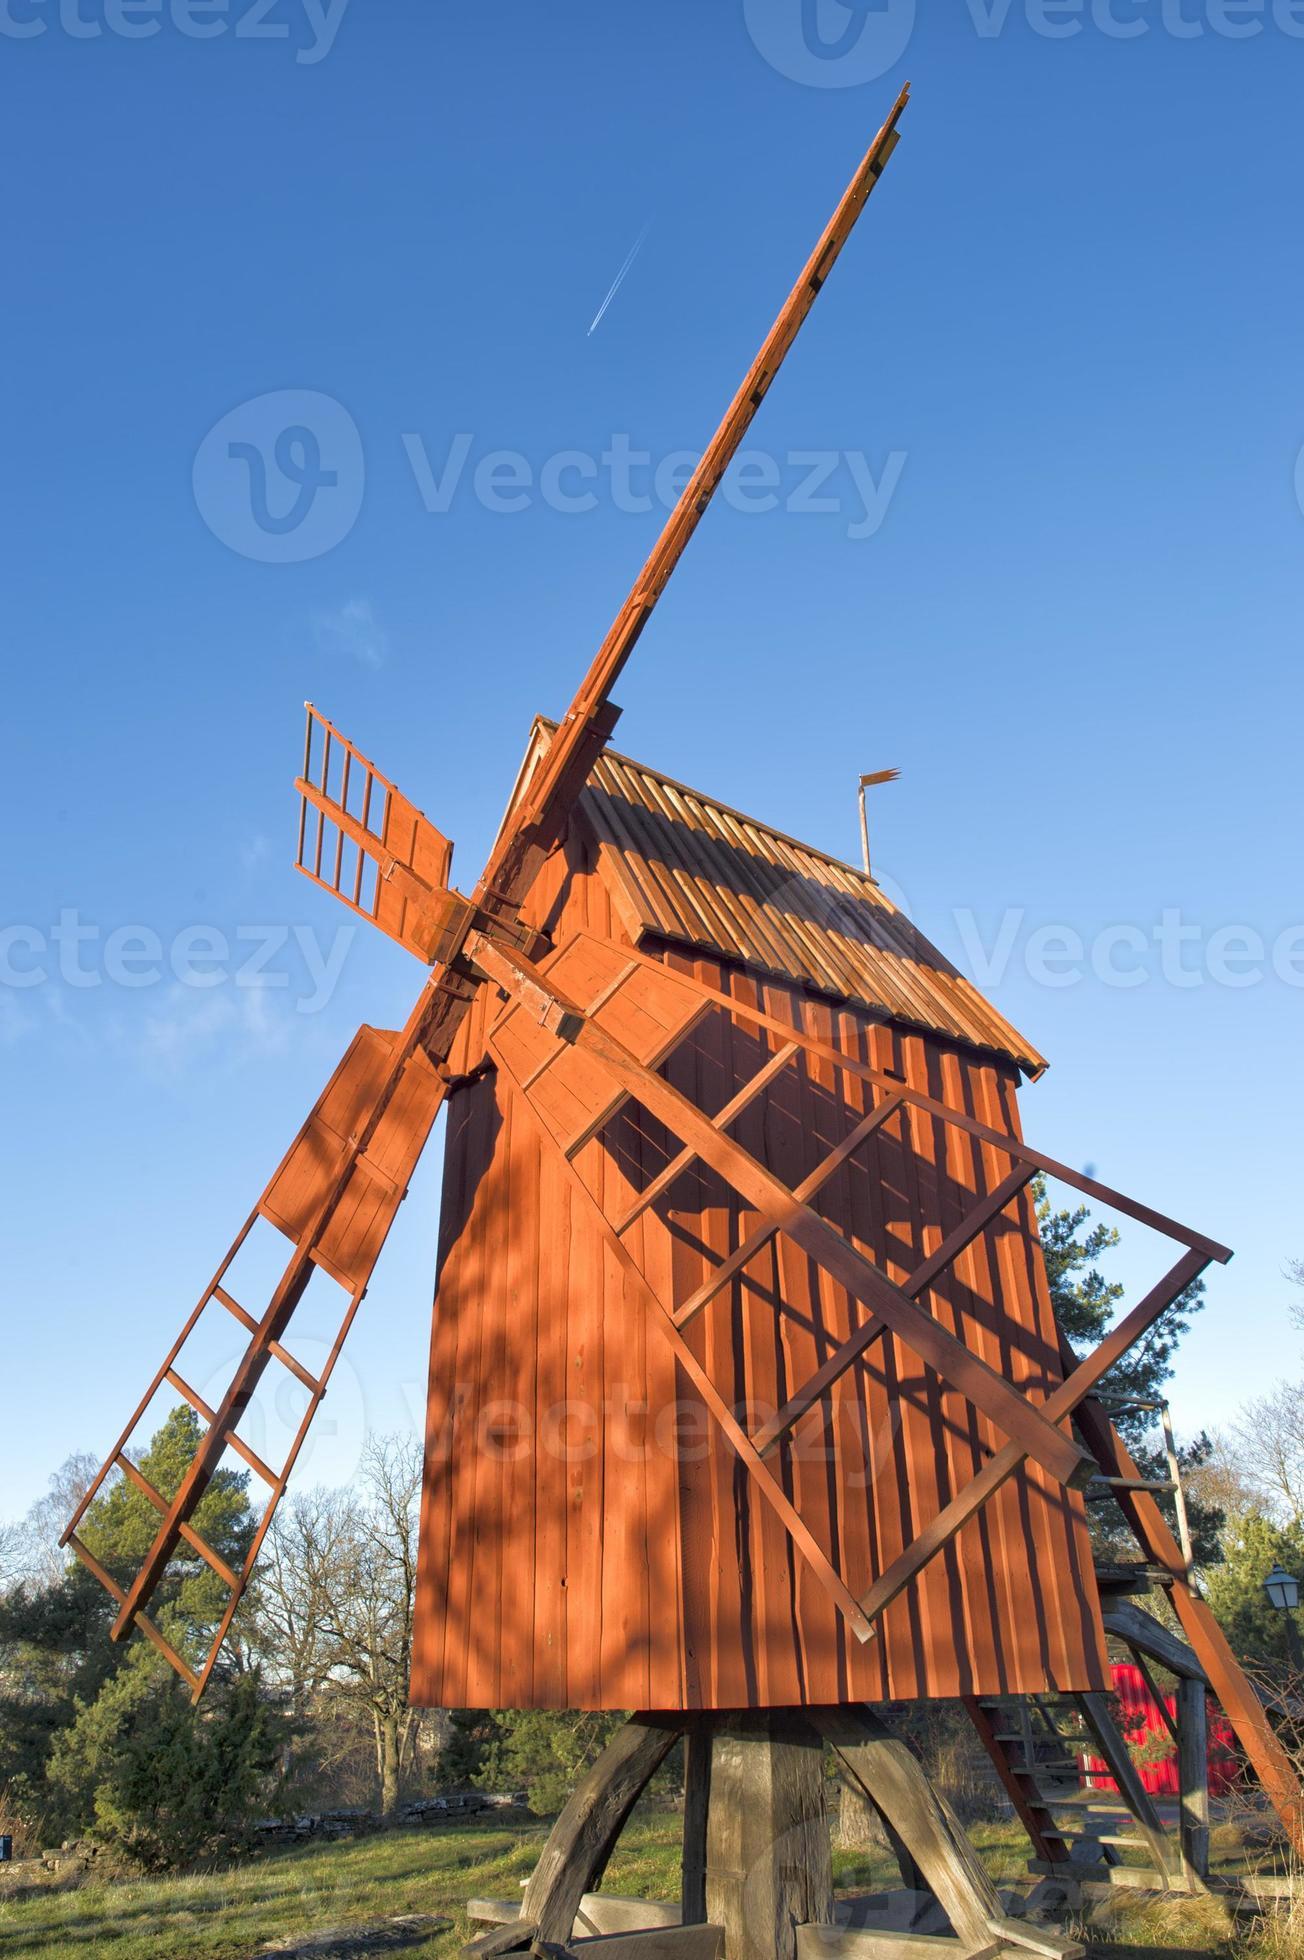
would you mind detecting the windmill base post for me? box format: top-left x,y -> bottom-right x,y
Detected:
703,1713 -> 835,1960
463,1709 -> 1086,1960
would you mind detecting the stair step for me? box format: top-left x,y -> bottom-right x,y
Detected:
1082,1473 -> 1176,1489
1093,1561 -> 1176,1593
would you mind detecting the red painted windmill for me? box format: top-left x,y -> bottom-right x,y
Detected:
64,86 -> 1301,1909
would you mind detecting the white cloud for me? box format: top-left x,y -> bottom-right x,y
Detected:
313,597 -> 388,670
134,984 -> 293,1075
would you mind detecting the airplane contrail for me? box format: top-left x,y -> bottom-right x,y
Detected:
587,221 -> 651,337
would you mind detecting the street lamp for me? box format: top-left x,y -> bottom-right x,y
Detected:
1264,1563 -> 1304,1668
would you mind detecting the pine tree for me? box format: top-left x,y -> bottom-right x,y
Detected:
0,1408 -> 279,1857
1035,1179 -> 1222,1565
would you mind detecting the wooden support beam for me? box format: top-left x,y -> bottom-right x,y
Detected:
1178,1675 -> 1211,1882
705,1714 -> 833,1960
613,1040 -> 800,1237
682,1730 -> 711,1927
855,1249 -> 1210,1629
598,944 -> 1231,1264
1101,1600 -> 1207,1682
517,1717 -> 683,1946
796,1934 -> 995,1960
754,1165 -> 1036,1456
571,1932 -> 723,1959
813,1707 -> 1004,1958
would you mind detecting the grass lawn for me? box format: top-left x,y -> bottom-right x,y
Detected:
0,1810 -> 1267,1960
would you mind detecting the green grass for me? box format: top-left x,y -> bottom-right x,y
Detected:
0,1811 -> 1265,1960
0,1813 -> 670,1960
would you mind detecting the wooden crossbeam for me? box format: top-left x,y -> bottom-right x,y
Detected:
673,1095 -> 905,1329
66,1533 -> 202,1696
612,1039 -> 800,1237
473,932 -> 1092,1494
855,1249 -> 1210,1629
599,943 -> 1232,1265
115,1454 -> 240,1592
753,1164 -> 1036,1457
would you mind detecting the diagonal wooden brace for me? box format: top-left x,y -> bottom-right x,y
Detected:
468,932 -> 1094,1494
855,1249 -> 1211,1629
492,1035 -> 879,1643
752,1163 -> 1037,1456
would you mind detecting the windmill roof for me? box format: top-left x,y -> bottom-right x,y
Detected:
512,721 -> 1046,1077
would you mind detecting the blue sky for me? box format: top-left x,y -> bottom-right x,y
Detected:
2,0 -> 1301,1520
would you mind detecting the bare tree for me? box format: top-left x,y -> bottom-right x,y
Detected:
0,1454 -> 98,1590
1226,1264 -> 1304,1528
1232,1385 -> 1304,1527
251,1434 -> 424,1821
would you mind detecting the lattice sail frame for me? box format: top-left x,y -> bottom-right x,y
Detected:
467,928 -> 1222,1645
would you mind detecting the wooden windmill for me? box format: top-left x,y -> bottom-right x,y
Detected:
64,86 -> 1301,1960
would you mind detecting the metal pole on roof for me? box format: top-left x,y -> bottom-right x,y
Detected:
858,769 -> 900,880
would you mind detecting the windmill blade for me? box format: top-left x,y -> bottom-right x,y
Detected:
63,1015 -> 446,1699
477,85 -> 911,913
295,704 -> 466,962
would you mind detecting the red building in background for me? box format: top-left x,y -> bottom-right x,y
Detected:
1083,1662 -> 1239,1797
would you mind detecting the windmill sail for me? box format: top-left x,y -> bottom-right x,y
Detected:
62,1022 -> 445,1699
294,704 -> 463,963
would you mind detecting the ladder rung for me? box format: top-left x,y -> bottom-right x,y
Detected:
1012,1761 -> 1080,1776
67,1531 -> 201,1696
269,1341 -> 322,1395
167,1367 -> 214,1422
116,1455 -> 240,1592
214,1284 -> 257,1333
165,1368 -> 280,1488
992,1732 -> 1073,1746
134,1606 -> 202,1696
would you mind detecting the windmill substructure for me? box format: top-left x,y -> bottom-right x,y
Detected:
64,86 -> 1301,1960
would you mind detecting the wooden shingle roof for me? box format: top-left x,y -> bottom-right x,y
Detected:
511,721 -> 1046,1077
